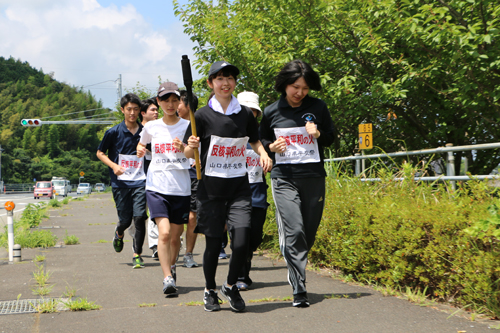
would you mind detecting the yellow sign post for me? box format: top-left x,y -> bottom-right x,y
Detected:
358,123 -> 373,150
79,171 -> 85,177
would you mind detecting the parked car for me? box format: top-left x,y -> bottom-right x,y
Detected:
52,177 -> 71,197
34,181 -> 54,199
94,183 -> 106,192
77,183 -> 92,195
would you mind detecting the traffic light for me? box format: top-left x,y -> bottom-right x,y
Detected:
21,119 -> 42,127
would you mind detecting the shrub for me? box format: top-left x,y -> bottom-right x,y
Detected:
261,164 -> 500,318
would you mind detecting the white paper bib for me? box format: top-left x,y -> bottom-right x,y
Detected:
246,149 -> 263,184
150,139 -> 189,171
205,136 -> 249,178
274,127 -> 320,164
117,154 -> 146,181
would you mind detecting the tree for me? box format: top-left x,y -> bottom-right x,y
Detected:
174,0 -> 500,174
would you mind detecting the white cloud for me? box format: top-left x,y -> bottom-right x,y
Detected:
0,0 -> 199,108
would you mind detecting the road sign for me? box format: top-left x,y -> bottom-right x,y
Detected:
359,123 -> 373,150
80,172 -> 85,177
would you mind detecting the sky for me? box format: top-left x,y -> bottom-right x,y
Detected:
0,0 -> 201,109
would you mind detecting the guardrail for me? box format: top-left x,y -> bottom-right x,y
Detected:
325,142 -> 500,190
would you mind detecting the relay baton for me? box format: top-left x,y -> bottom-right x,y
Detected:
181,55 -> 202,180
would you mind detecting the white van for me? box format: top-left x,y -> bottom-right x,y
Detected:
52,177 -> 71,197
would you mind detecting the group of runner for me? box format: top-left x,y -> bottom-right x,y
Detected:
96,59 -> 336,312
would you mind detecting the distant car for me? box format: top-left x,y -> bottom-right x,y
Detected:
77,183 -> 92,195
34,181 -> 54,199
94,183 -> 106,192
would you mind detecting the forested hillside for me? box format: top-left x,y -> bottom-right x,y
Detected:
0,56 -> 113,184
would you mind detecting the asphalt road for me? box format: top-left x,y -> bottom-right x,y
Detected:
0,193 -> 498,332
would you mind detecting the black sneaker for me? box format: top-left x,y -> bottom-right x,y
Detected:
292,292 -> 310,308
112,231 -> 124,253
220,282 -> 245,312
203,290 -> 221,312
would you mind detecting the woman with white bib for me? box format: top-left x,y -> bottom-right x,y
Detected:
183,61 -> 272,312
259,60 -> 336,308
137,82 -> 191,296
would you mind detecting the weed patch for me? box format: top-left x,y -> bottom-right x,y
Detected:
138,303 -> 157,307
64,297 -> 101,311
63,231 -> 80,245
34,255 -> 46,262
48,199 -> 62,208
0,204 -> 57,249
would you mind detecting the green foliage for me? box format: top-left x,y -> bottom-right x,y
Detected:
62,197 -> 70,205
262,165 -> 500,317
34,255 -> 46,262
63,231 -> 80,245
0,203 -> 57,249
64,297 -> 101,311
0,56 -> 111,183
33,298 -> 59,313
175,0 -> 500,174
48,199 -> 62,208
464,202 -> 500,239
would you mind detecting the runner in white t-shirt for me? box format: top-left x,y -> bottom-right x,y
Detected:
137,82 -> 191,296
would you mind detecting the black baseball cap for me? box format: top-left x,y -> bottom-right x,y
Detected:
208,61 -> 240,77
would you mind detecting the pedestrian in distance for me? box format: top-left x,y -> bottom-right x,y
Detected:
96,93 -> 148,269
259,59 -> 337,307
183,60 -> 272,312
138,98 -> 160,258
235,91 -> 269,291
137,82 -> 191,296
177,90 -> 200,268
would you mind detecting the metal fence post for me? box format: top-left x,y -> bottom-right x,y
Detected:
446,143 -> 456,190
355,153 -> 361,176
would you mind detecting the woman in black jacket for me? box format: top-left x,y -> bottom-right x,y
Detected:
259,59 -> 336,307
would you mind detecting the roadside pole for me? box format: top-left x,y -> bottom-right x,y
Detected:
5,201 -> 15,262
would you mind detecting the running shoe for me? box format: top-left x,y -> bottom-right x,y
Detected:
163,276 -> 177,295
151,245 -> 158,258
203,290 -> 221,312
112,230 -> 124,253
183,252 -> 199,268
221,282 -> 245,312
236,281 -> 249,291
292,292 -> 310,308
132,255 -> 144,269
218,248 -> 228,260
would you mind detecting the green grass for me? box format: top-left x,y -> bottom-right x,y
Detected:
248,296 -> 292,303
0,204 -> 57,249
32,264 -> 52,286
34,255 -> 46,262
138,303 -> 157,307
62,197 -> 70,205
63,231 -> 80,245
92,239 -> 110,243
62,286 -> 77,298
32,298 -> 59,313
48,199 -> 62,208
64,297 -> 101,311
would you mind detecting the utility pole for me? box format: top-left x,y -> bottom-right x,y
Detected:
117,74 -> 123,103
0,145 -> 4,194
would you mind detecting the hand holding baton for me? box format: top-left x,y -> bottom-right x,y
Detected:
181,55 -> 202,180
